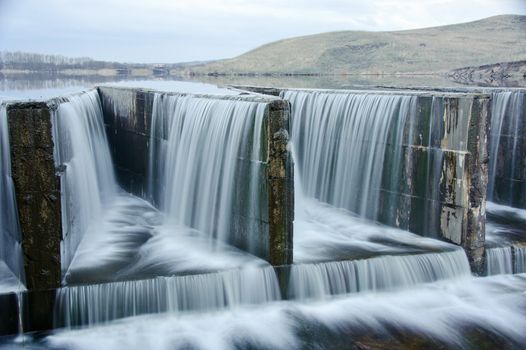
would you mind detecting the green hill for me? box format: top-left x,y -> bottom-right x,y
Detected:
189,15 -> 526,75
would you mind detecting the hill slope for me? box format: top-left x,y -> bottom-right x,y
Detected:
190,15 -> 526,75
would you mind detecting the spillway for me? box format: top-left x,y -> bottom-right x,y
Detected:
148,93 -> 267,252
488,90 -> 525,207
52,90 -> 118,271
1,85 -> 526,349
285,90 -> 418,222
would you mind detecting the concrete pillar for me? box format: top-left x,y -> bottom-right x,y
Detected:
267,100 -> 294,265
463,96 -> 490,273
7,102 -> 62,290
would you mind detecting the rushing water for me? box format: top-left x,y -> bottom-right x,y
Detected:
284,90 -> 416,220
283,89 -> 445,238
148,93 -> 268,253
52,90 -> 118,272
55,265 -> 281,327
488,90 -> 525,206
2,85 -> 526,349
486,247 -> 514,275
0,104 -> 25,293
289,249 -> 470,300
54,90 -> 275,284
40,273 -> 526,350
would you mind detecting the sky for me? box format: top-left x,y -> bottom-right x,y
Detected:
0,0 -> 525,63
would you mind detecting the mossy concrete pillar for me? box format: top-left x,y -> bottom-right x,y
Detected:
267,100 -> 294,265
7,102 -> 62,290
463,96 -> 490,273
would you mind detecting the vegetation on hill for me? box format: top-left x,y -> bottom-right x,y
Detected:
2,15 -> 525,80
187,15 -> 526,75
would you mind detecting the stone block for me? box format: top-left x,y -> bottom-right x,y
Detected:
7,103 -> 62,291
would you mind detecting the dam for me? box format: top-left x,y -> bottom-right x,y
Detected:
0,84 -> 525,348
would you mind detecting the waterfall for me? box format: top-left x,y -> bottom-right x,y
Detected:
52,90 -> 117,271
47,273 -> 526,350
485,246 -> 526,275
485,247 -> 513,275
0,104 -> 25,291
148,93 -> 267,252
55,265 -> 281,327
284,89 -> 446,238
487,91 -> 525,205
284,90 -> 412,218
289,249 -> 471,300
284,90 -> 415,220
515,246 -> 526,273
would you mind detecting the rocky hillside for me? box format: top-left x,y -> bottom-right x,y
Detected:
188,15 -> 526,75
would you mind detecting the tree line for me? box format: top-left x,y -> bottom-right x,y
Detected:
0,51 -> 141,72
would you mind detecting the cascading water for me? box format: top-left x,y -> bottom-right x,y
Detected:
46,90 -> 284,328
515,246 -> 526,273
148,93 -> 267,252
485,247 -> 514,275
485,246 -> 526,275
52,90 -> 117,271
46,273 -> 526,350
55,266 -> 281,327
289,249 -> 470,300
4,85 -> 526,349
485,91 -> 526,274
487,90 -> 525,205
284,90 -> 417,220
281,89 -> 483,315
284,89 -> 453,276
283,89 -> 444,237
0,103 -> 25,293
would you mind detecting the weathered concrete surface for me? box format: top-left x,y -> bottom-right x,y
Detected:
98,86 -> 294,265
267,100 -> 294,265
7,102 -> 62,290
384,95 -> 489,272
357,86 -> 526,210
99,87 -> 155,198
464,97 -> 490,272
378,94 -> 489,271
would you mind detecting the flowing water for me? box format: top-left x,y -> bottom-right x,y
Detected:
52,90 -> 118,272
284,89 -> 445,240
54,90 -> 273,285
284,90 -> 416,220
148,93 -> 268,252
40,273 -> 526,350
2,85 -> 526,349
487,90 -> 525,205
0,104 -> 25,293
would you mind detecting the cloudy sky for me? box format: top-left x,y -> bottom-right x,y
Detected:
0,0 -> 524,63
